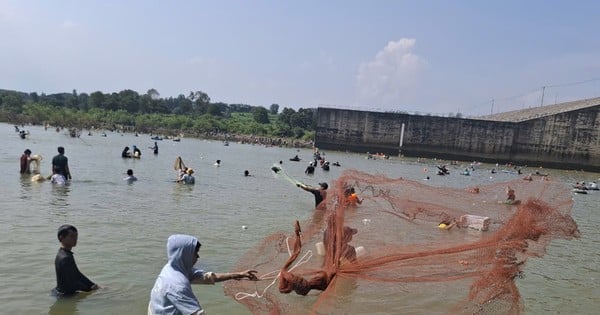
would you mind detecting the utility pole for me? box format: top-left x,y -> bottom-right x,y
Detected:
490,99 -> 494,115
540,86 -> 546,107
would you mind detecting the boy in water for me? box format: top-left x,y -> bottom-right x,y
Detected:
52,225 -> 99,297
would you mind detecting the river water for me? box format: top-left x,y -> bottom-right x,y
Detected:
1,122 -> 598,314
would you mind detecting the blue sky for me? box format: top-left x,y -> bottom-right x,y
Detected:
1,0 -> 599,116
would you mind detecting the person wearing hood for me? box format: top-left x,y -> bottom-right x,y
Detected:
149,234 -> 257,315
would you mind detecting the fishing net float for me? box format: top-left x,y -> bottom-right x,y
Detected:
225,170 -> 579,315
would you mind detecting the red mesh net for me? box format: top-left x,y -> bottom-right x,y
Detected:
224,170 -> 579,314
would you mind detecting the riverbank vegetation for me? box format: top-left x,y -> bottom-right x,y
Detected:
0,88 -> 316,141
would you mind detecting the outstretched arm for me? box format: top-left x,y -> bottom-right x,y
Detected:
212,270 -> 258,282
192,270 -> 258,284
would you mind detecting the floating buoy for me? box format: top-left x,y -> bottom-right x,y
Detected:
355,246 -> 366,257
315,241 -> 325,256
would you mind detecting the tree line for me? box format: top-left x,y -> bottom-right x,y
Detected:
0,88 -> 316,139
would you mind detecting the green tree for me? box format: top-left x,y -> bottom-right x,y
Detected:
0,92 -> 25,113
207,103 -> 222,116
147,88 -> 160,100
278,107 -> 296,126
252,106 -> 270,124
270,103 -> 279,114
118,89 -> 140,113
88,91 -> 106,109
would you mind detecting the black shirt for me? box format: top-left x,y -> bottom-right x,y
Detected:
52,154 -> 69,176
308,188 -> 326,207
53,248 -> 95,296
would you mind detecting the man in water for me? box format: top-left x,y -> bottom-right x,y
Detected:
305,162 -> 315,175
52,225 -> 99,297
123,169 -> 138,182
506,186 -> 516,202
297,182 -> 328,208
20,149 -> 32,174
177,168 -> 195,185
344,187 -> 363,206
121,146 -> 132,158
52,146 -> 71,181
149,234 -> 257,315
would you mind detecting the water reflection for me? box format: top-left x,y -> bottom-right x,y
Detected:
19,174 -> 33,200
50,184 -> 71,208
48,293 -> 89,315
171,183 -> 195,204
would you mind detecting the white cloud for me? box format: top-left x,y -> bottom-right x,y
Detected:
356,38 -> 427,108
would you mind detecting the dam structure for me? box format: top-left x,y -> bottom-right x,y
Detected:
314,97 -> 600,172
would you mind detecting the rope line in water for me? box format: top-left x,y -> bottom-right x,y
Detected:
272,164 -> 302,186
235,236 -> 314,301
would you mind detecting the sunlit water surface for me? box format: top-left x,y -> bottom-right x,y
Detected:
0,123 -> 598,314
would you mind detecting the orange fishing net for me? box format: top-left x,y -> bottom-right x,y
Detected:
225,170 -> 579,314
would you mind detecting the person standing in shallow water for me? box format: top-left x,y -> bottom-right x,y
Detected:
52,146 -> 71,181
123,169 -> 138,182
20,149 -> 32,174
149,234 -> 257,315
297,182 -> 328,208
52,225 -> 99,297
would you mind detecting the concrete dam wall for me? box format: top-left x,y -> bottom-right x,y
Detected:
315,105 -> 600,172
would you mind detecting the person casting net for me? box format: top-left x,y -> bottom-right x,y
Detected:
224,169 -> 579,314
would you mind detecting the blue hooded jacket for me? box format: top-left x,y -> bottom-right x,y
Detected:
150,235 -> 211,315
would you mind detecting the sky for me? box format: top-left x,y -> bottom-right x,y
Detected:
1,0 -> 600,116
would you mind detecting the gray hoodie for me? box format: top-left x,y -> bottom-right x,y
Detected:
149,235 -> 213,315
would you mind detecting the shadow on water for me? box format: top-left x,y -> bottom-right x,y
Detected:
19,174 -> 33,200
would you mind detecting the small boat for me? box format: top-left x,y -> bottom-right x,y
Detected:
172,138 -> 181,142
572,189 -> 588,194
224,141 -> 229,146
289,155 -> 301,162
151,136 -> 163,141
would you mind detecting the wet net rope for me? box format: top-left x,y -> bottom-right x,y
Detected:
225,170 -> 579,314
